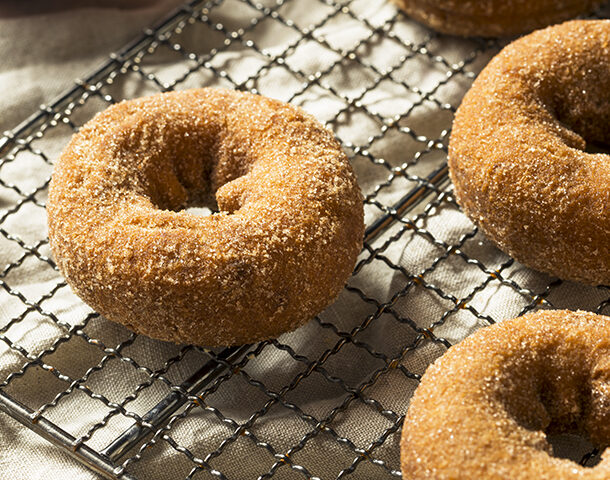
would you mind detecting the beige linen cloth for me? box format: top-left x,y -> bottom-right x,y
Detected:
0,1 -> 608,479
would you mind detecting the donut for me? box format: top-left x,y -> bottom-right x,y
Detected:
47,88 -> 364,346
448,20 -> 610,285
393,0 -> 605,37
401,309 -> 610,479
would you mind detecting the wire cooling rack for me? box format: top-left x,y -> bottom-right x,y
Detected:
0,1 -> 609,479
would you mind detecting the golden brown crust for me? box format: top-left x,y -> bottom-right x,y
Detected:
47,88 -> 364,346
448,20 -> 610,285
393,0 -> 605,37
401,309 -> 610,479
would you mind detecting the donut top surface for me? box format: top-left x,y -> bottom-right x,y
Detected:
401,309 -> 610,479
449,20 -> 610,285
47,88 -> 364,346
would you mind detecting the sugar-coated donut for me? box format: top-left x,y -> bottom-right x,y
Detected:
401,309 -> 610,479
47,88 -> 364,346
448,20 -> 610,285
393,0 -> 605,37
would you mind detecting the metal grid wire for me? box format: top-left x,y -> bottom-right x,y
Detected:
0,0 -> 609,478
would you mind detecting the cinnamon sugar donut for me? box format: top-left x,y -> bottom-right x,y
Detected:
449,20 -> 610,285
393,0 -> 605,37
401,309 -> 610,479
47,88 -> 364,346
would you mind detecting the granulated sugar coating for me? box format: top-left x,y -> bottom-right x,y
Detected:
47,88 -> 364,346
401,310 -> 610,479
449,20 -> 610,285
392,0 -> 604,37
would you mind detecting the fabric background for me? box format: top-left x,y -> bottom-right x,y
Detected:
0,1 -> 608,479
0,1 -> 186,133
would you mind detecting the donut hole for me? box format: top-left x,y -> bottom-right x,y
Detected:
147,176 -> 221,216
117,109 -> 252,216
497,351 -> 610,472
585,141 -> 610,155
140,138 -> 245,216
544,63 -> 610,150
546,433 -> 601,467
527,31 -> 610,154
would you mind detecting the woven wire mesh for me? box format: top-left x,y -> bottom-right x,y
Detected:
0,0 -> 609,478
